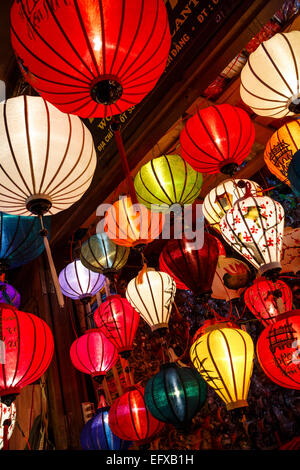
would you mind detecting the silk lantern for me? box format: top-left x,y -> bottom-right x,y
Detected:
134,154 -> 203,212
0,283 -> 20,308
0,304 -> 54,405
288,150 -> 300,197
180,104 -> 255,175
203,179 -> 262,233
10,0 -> 171,118
80,233 -> 130,275
241,31 -> 300,118
70,329 -> 118,382
159,253 -> 188,290
281,227 -> 300,274
220,193 -> 285,277
190,324 -> 254,410
0,402 -> 16,450
245,278 -> 293,326
109,385 -> 162,443
212,256 -> 251,302
104,196 -> 165,248
126,269 -> 176,332
144,363 -> 207,429
59,259 -> 105,303
264,120 -> 300,185
256,310 -> 300,390
192,318 -> 239,344
94,295 -> 140,358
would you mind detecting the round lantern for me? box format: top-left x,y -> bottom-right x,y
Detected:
0,96 -> 97,216
134,154 -> 203,212
281,227 -> 300,274
192,318 -> 239,344
203,179 -> 262,233
264,120 -> 300,185
0,283 -> 20,308
190,324 -> 254,410
94,295 -> 140,358
109,385 -> 162,442
159,233 -> 219,298
144,363 -> 206,429
0,402 -> 16,450
104,196 -> 165,248
256,310 -> 300,390
126,269 -> 176,332
240,31 -> 300,118
0,304 -> 54,405
288,150 -> 300,197
180,104 -> 255,175
245,278 -> 293,327
10,0 -> 171,119
80,232 -> 130,275
70,329 -> 118,382
59,259 -> 105,302
212,256 -> 251,302
159,253 -> 188,290
220,193 -> 285,277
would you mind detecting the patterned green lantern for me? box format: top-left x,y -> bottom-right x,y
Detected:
144,363 -> 206,429
134,154 -> 203,212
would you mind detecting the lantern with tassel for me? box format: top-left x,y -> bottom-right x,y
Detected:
0,283 -> 20,308
59,259 -> 105,303
280,227 -> 300,274
212,256 -> 251,302
288,150 -> 300,197
0,402 -> 16,450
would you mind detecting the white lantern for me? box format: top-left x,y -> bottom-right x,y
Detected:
59,259 -> 105,302
240,31 -> 300,118
203,179 -> 262,233
220,194 -> 285,277
126,269 -> 176,332
281,227 -> 300,274
0,402 -> 16,449
0,96 -> 97,216
211,256 -> 251,301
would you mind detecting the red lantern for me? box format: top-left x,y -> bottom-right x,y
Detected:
70,328 -> 118,382
256,310 -> 300,390
245,278 -> 293,327
159,233 -> 219,298
192,318 -> 239,344
94,295 -> 140,358
159,252 -> 188,290
0,304 -> 54,405
109,385 -> 162,443
180,104 -> 255,175
10,0 -> 171,118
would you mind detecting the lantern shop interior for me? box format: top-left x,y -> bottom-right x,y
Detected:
0,0 -> 299,451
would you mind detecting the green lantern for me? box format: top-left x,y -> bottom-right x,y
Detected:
144,363 -> 206,429
80,233 -> 130,275
134,154 -> 203,212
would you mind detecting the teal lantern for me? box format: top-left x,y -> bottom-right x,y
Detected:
145,363 -> 206,429
288,150 -> 300,197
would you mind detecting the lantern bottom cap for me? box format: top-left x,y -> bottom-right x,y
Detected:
26,195 -> 52,215
151,323 -> 169,332
220,162 -> 238,176
226,400 -> 248,411
288,95 -> 300,114
90,77 -> 123,105
259,262 -> 282,279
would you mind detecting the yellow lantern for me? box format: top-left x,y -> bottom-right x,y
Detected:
264,120 -> 300,184
190,325 -> 254,410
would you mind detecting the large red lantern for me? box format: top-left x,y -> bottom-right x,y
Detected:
0,305 -> 54,405
94,295 -> 140,358
109,385 -> 162,443
10,0 -> 171,118
70,329 -> 118,382
256,311 -> 300,390
245,278 -> 293,327
180,104 -> 255,175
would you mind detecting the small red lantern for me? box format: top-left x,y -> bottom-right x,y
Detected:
94,295 -> 140,358
109,385 -> 162,443
0,305 -> 54,405
245,278 -> 293,327
180,104 -> 255,175
257,310 -> 300,390
70,328 -> 118,382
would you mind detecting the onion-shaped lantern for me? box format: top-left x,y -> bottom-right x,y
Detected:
212,256 -> 251,302
203,179 -> 262,233
0,402 -> 16,450
10,0 -> 171,118
180,104 -> 255,175
264,120 -> 300,185
240,31 -> 300,118
256,310 -> 300,390
104,196 -> 165,248
220,194 -> 285,277
159,233 -> 219,298
190,324 -> 254,410
0,304 -> 54,405
0,96 -> 96,216
281,227 -> 300,274
134,154 -> 203,212
109,385 -> 162,443
245,278 -> 293,326
80,233 -> 130,275
70,329 -> 118,383
0,283 -> 20,308
288,150 -> 300,197
59,259 -> 105,303
126,269 -> 176,332
94,295 -> 140,358
144,363 -> 206,429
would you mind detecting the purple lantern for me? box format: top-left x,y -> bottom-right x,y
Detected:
0,282 -> 20,308
59,259 -> 105,302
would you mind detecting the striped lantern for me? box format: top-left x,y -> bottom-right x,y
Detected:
58,259 -> 105,302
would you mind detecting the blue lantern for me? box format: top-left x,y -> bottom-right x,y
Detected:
0,282 -> 20,308
288,150 -> 300,197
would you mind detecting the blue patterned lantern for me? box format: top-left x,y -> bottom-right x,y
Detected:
0,282 -> 20,308
288,150 -> 300,197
